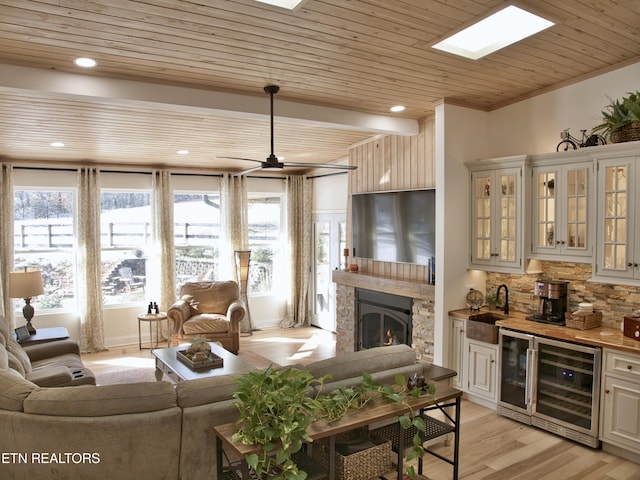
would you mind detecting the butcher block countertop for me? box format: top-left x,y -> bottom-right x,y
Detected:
449,307 -> 640,355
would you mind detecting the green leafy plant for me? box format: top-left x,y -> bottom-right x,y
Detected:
232,366 -> 328,480
484,294 -> 497,308
592,91 -> 640,141
232,368 -> 436,480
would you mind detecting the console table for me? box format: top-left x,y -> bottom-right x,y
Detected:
214,381 -> 462,480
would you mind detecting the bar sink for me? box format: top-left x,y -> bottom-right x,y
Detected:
465,312 -> 506,344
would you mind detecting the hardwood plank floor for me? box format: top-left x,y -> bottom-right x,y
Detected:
81,326 -> 640,479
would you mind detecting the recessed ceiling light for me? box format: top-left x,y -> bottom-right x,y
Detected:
74,57 -> 97,68
177,149 -> 189,155
254,0 -> 305,9
432,6 -> 554,60
390,105 -> 405,113
50,142 -> 65,147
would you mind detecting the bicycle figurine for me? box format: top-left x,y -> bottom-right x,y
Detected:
556,128 -> 606,152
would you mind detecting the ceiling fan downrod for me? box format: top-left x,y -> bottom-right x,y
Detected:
264,85 -> 281,167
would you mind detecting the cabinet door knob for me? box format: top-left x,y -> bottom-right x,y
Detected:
627,263 -> 639,268
605,389 -> 610,394
628,365 -> 633,370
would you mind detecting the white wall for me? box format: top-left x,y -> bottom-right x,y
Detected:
487,62 -> 640,157
435,103 -> 490,365
311,173 -> 348,213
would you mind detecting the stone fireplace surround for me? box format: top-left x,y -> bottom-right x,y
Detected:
332,271 -> 435,361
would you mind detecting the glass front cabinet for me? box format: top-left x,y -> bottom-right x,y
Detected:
530,159 -> 593,261
595,155 -> 640,282
467,155 -> 527,272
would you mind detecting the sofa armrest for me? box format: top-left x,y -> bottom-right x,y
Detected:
22,338 -> 80,363
25,365 -> 73,387
226,300 -> 245,332
168,299 -> 192,334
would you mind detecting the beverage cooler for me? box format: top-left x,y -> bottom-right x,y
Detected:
498,329 -> 601,447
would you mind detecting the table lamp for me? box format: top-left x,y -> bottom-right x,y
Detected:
234,250 -> 254,335
9,268 -> 44,334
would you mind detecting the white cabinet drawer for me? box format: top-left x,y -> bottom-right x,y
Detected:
604,349 -> 640,380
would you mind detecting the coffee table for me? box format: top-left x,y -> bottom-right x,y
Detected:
151,342 -> 255,382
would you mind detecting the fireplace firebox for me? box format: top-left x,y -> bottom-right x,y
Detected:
356,288 -> 412,351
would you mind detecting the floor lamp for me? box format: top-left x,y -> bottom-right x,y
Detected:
235,250 -> 254,335
10,268 -> 44,334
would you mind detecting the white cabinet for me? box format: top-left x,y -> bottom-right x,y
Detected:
449,316 -> 499,407
467,155 -> 527,273
530,159 -> 593,261
595,155 -> 640,283
467,340 -> 498,402
600,349 -> 640,455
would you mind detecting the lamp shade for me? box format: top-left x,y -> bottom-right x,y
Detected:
234,251 -> 251,291
526,259 -> 543,275
9,269 -> 44,299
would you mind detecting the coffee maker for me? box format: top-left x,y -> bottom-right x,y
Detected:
526,280 -> 568,325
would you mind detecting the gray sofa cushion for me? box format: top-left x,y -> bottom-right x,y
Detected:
24,381 -> 177,416
0,369 -> 37,411
5,338 -> 32,374
306,344 -> 418,383
176,373 -> 243,408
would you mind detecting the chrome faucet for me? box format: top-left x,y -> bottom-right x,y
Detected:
496,284 -> 509,314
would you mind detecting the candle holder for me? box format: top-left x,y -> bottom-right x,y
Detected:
343,248 -> 349,271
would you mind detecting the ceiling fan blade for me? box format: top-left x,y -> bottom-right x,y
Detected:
234,165 -> 264,176
219,156 -> 262,164
282,162 -> 357,170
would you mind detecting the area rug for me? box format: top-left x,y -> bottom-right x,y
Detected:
95,351 -> 278,386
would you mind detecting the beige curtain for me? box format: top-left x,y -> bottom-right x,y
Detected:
152,170 -> 175,312
281,175 -> 312,328
0,163 -> 14,326
77,167 -> 106,352
220,174 -> 250,331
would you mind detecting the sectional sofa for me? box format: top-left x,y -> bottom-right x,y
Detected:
0,314 -> 447,480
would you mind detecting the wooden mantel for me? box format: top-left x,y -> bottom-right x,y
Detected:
332,270 -> 434,300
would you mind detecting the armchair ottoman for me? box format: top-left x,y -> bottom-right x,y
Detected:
167,281 -> 246,354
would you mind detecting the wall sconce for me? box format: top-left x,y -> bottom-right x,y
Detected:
9,268 -> 44,334
234,250 -> 254,335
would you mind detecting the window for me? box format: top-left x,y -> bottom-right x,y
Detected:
174,193 -> 220,287
100,190 -> 151,305
13,189 -> 76,311
247,194 -> 282,294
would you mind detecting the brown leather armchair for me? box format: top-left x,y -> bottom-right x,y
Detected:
167,281 -> 245,354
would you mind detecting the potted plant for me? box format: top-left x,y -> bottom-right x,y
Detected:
593,90 -> 640,143
231,367 -> 433,480
232,366 -> 328,480
484,294 -> 498,309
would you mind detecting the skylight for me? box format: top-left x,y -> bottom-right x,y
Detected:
254,0 -> 305,9
432,5 -> 554,60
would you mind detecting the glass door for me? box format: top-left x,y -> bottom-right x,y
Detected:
311,214 -> 345,331
499,329 -> 534,414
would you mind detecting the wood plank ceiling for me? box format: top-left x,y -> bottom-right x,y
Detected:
0,0 -> 638,173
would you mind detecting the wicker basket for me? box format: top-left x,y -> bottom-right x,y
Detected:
566,310 -> 602,330
612,121 -> 640,143
311,429 -> 392,480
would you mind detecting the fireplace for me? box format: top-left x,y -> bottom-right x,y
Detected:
356,288 -> 412,351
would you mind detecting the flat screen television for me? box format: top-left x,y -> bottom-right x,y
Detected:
352,189 -> 435,265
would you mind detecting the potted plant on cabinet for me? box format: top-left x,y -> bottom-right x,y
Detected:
593,90 -> 640,143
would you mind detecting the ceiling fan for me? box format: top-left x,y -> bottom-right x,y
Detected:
223,85 -> 357,176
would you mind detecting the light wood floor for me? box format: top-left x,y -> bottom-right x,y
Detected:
81,326 -> 640,479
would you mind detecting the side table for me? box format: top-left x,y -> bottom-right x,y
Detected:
18,327 -> 70,346
137,312 -> 169,349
